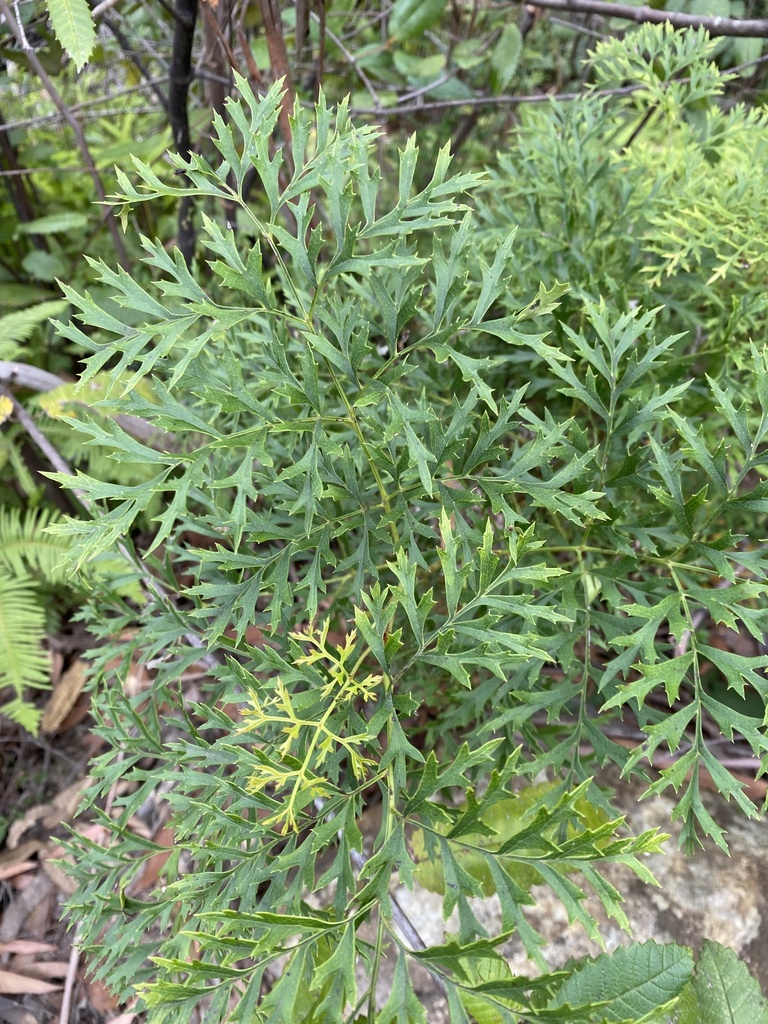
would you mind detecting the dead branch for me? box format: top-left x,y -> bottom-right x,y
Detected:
0,0 -> 131,270
350,83 -> 639,116
99,11 -> 169,112
0,79 -> 169,135
0,382 -> 217,665
528,0 -> 768,37
258,0 -> 296,174
0,362 -> 176,451
314,12 -> 381,111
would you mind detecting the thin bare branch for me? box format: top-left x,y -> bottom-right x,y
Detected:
91,0 -> 119,15
351,48 -> 768,119
0,381 -> 218,664
58,938 -> 79,1024
313,11 -> 381,110
148,0 -> 188,26
0,383 -> 84,495
0,361 -> 176,450
99,10 -> 169,111
548,15 -> 607,39
0,0 -> 131,269
350,83 -> 640,116
316,0 -> 325,101
200,0 -> 239,86
12,0 -> 30,49
528,0 -> 768,37
0,80 -> 169,135
0,363 -> 64,392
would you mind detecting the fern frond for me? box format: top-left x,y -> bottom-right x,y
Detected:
0,507 -> 70,584
0,570 -> 50,728
0,300 -> 68,361
0,694 -> 42,732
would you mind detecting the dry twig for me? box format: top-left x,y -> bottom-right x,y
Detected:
58,938 -> 79,1024
528,0 -> 768,37
0,382 -> 218,668
0,0 -> 130,269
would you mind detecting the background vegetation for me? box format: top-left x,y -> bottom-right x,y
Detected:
2,1 -> 768,1021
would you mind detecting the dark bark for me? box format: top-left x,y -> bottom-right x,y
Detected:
169,0 -> 198,266
0,107 -> 47,255
258,0 -> 296,173
200,0 -> 239,233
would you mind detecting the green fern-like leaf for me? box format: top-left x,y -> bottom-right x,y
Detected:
0,570 -> 49,730
0,300 -> 67,360
44,0 -> 95,71
0,507 -> 69,583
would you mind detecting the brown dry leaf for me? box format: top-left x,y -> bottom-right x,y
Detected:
0,874 -> 53,943
220,701 -> 243,723
19,880 -> 55,941
707,622 -> 760,658
7,960 -> 70,980
124,662 -> 152,697
49,649 -> 64,687
43,777 -> 91,829
123,815 -> 153,840
105,1013 -> 139,1024
7,778 -> 90,852
0,841 -> 42,869
0,860 -> 36,882
84,974 -> 122,1015
0,941 -> 56,956
78,822 -> 111,847
41,659 -> 88,734
105,633 -> 152,697
7,808 -> 48,850
0,968 -> 62,995
39,846 -> 76,896
6,874 -> 37,892
244,625 -> 268,647
132,826 -> 174,894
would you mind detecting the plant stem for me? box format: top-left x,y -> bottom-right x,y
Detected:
169,0 -> 198,266
528,0 -> 768,37
0,0 -> 131,269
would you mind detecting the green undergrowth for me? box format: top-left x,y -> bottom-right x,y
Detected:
41,26 -> 768,1024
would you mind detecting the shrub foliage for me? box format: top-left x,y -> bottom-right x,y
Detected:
54,30 -> 768,1023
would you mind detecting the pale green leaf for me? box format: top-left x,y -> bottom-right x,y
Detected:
45,0 -> 96,71
16,212 -> 90,236
490,24 -> 523,95
674,940 -> 768,1024
389,0 -> 450,41
549,941 -> 694,1020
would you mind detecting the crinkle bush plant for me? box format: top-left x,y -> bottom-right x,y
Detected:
54,42 -> 768,1023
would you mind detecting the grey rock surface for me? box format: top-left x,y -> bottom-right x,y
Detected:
392,767 -> 768,1017
505,772 -> 766,980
